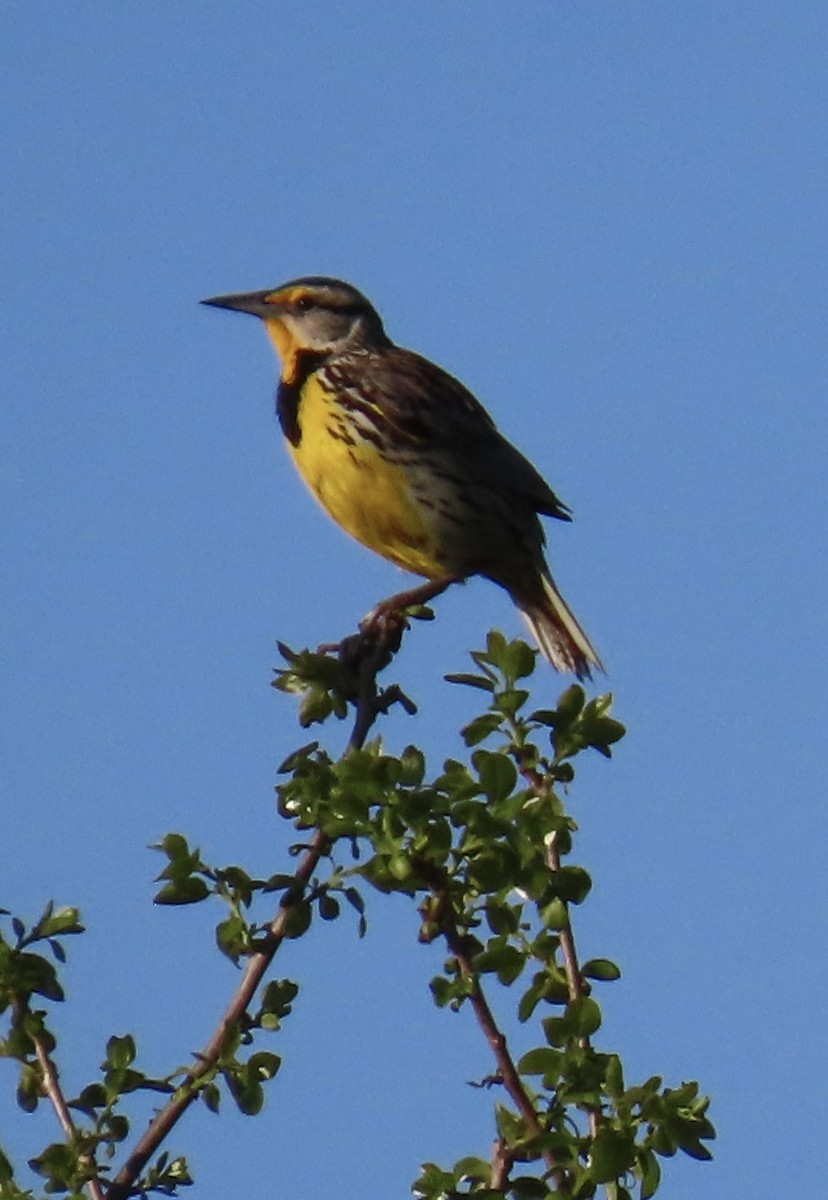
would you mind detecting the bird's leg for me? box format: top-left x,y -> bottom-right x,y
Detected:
361,574 -> 463,632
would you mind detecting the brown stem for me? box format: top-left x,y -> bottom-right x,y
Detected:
527,763 -> 601,1143
490,1137 -> 515,1191
545,834 -> 586,1005
107,828 -> 329,1198
107,621 -> 402,1199
30,1028 -> 106,1200
519,763 -> 589,1011
512,759 -> 604,1150
442,924 -> 570,1192
545,833 -> 599,1142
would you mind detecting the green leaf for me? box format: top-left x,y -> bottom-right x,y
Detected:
156,1155 -> 192,1187
466,845 -> 518,892
105,1111 -> 131,1141
567,996 -> 602,1037
494,688 -> 530,718
676,1137 -> 713,1162
500,637 -> 537,682
343,887 -> 368,937
282,900 -> 312,939
105,1034 -> 136,1070
518,1046 -> 563,1076
590,1128 -> 636,1183
154,877 -> 210,905
473,750 -> 518,803
529,707 -> 558,726
218,865 -> 255,902
298,687 -> 336,728
260,979 -> 299,1015
494,1101 -> 526,1146
399,744 -> 427,785
0,1143 -> 13,1184
216,914 -> 249,961
276,740 -> 320,773
581,958 -> 621,982
38,907 -> 84,940
554,684 -> 586,725
262,872 -> 300,893
9,951 -> 63,1002
485,630 -> 509,666
258,979 -> 298,1029
429,976 -> 454,1008
484,898 -> 521,936
650,1122 -> 678,1157
454,1155 -> 491,1183
444,672 -> 495,692
547,866 -> 592,905
48,939 -> 67,964
16,1064 -> 40,1112
29,1141 -> 76,1184
638,1147 -> 662,1199
69,1083 -> 107,1116
317,893 -> 340,921
538,898 -> 569,931
510,1178 -> 550,1200
579,695 -> 626,757
224,1067 -> 264,1116
154,832 -> 192,861
518,975 -> 546,1022
413,1161 -> 457,1198
247,1050 -> 281,1082
473,939 -> 524,985
388,852 -> 414,883
604,1054 -> 625,1098
542,1015 -> 569,1047
152,835 -> 210,885
461,712 -> 503,747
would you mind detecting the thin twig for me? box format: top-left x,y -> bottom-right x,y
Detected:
440,920 -> 570,1192
490,1137 -> 515,1191
545,833 -> 587,1005
526,763 -> 601,1143
519,761 -> 590,1010
30,1026 -> 106,1200
515,760 -> 603,1145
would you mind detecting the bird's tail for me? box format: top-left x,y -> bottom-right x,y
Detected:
517,572 -> 603,680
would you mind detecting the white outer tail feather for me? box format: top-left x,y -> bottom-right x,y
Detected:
519,573 -> 603,680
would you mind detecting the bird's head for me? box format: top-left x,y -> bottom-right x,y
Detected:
201,276 -> 390,378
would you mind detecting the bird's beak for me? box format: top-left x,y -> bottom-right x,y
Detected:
200,290 -> 278,318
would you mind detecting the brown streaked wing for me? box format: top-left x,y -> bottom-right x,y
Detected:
326,347 -> 572,522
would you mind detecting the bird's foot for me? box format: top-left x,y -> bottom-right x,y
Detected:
360,575 -> 461,635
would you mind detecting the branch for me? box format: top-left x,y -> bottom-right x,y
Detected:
107,619 -> 406,1199
546,834 -> 598,1143
107,827 -> 327,1198
335,613 -> 411,750
490,1137 -> 516,1191
520,762 -> 591,1010
28,1020 -> 106,1200
442,921 -> 570,1192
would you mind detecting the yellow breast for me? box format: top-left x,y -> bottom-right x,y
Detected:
288,374 -> 442,578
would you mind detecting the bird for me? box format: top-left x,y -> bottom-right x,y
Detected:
201,276 -> 602,678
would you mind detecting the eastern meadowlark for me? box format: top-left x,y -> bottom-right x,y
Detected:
202,277 -> 602,678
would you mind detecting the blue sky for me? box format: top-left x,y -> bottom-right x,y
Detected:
1,4 -> 825,1197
